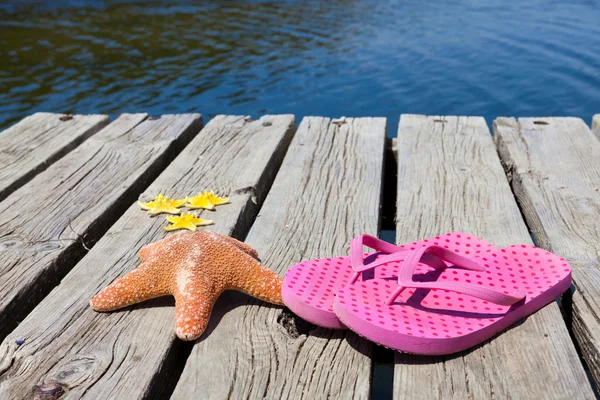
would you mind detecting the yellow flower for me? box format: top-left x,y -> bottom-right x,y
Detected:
186,192 -> 215,210
138,193 -> 187,216
206,191 -> 230,206
164,212 -> 213,231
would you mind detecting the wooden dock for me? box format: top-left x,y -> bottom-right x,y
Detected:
0,112 -> 599,399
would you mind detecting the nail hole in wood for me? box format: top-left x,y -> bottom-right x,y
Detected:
277,308 -> 314,338
533,120 -> 549,125
32,382 -> 66,400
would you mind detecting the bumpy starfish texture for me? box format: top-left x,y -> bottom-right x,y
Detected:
186,192 -> 215,210
138,193 -> 187,216
90,231 -> 283,341
165,213 -> 213,231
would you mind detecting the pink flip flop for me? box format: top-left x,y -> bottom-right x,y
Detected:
332,244 -> 572,355
282,233 -> 496,329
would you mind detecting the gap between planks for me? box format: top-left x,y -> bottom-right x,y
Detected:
2,112 -> 596,399
495,116 -> 600,392
0,113 -> 202,342
0,112 -> 109,202
0,115 -> 295,399
592,114 -> 600,140
171,117 -> 387,400
393,115 -> 594,399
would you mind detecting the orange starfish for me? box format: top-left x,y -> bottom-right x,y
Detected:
90,231 -> 283,341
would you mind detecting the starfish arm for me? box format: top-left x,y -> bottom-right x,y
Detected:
171,198 -> 188,208
137,200 -> 152,210
229,255 -> 283,305
173,274 -> 222,341
221,236 -> 259,259
165,215 -> 180,223
148,207 -> 181,216
187,193 -> 215,210
165,221 -> 197,231
139,240 -> 163,261
188,202 -> 215,211
207,191 -> 230,206
194,218 -> 213,226
90,262 -> 170,311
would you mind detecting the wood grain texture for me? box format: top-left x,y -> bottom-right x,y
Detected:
0,112 -> 109,202
593,114 -> 600,140
0,115 -> 296,399
393,115 -> 594,399
0,113 -> 202,342
171,117 -> 386,400
494,116 -> 600,389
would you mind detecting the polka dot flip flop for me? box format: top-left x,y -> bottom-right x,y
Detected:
282,233 -> 497,329
332,243 -> 572,355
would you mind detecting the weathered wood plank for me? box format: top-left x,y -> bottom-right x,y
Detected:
0,113 -> 202,341
0,112 -> 109,202
495,116 -> 600,389
0,115 -> 296,399
171,117 -> 386,400
593,114 -> 600,140
393,115 -> 594,399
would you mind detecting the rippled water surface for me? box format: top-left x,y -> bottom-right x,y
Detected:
2,0 -> 600,134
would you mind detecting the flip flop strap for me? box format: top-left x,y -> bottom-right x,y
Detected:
385,244 -> 526,306
349,234 -> 446,283
350,234 -> 405,272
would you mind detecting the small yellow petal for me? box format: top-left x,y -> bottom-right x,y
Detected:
186,192 -> 215,210
164,212 -> 213,231
170,197 -> 188,208
137,200 -> 152,210
139,194 -> 186,216
148,206 -> 181,216
166,215 -> 180,223
207,191 -> 230,206
164,222 -> 197,232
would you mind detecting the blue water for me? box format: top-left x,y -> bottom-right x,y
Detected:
1,0 -> 600,135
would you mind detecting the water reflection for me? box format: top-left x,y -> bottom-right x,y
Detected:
1,0 -> 600,132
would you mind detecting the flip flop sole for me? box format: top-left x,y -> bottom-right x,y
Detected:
333,245 -> 571,355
